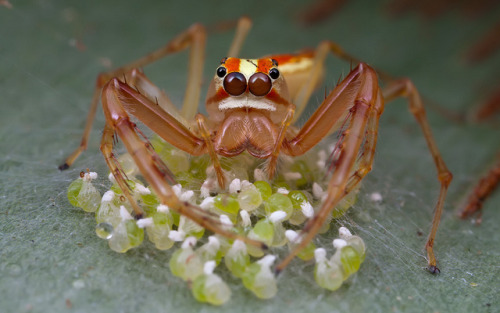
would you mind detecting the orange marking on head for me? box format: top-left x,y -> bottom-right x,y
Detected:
224,58 -> 241,73
269,54 -> 294,65
257,59 -> 274,73
207,87 -> 230,104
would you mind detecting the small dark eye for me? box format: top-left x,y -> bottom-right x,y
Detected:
269,68 -> 280,80
216,67 -> 227,78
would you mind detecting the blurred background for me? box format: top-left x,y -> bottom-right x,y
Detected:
1,0 -> 499,312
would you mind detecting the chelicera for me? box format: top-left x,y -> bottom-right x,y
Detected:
60,17 -> 452,274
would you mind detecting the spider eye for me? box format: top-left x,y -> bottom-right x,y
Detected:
216,67 -> 227,78
223,72 -> 247,96
248,73 -> 272,96
269,68 -> 280,80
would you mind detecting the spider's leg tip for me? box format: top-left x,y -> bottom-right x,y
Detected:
274,267 -> 282,276
261,243 -> 269,251
134,212 -> 144,220
58,163 -> 69,171
427,265 -> 440,275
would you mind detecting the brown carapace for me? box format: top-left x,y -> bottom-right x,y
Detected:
60,17 -> 452,274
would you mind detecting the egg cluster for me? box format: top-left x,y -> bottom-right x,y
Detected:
67,136 -> 366,305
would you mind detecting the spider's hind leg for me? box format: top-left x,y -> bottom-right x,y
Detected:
383,78 -> 453,273
59,23 -> 208,170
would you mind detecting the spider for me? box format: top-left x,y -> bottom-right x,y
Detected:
59,17 -> 452,274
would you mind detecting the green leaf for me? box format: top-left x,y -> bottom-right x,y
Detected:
1,0 -> 499,312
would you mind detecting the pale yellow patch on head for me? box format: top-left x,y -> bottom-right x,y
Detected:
238,59 -> 259,79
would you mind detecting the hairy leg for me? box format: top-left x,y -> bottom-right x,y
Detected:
100,79 -> 267,248
59,23 -> 207,169
277,63 -> 379,273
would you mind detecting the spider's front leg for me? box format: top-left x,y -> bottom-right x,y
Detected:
100,78 -> 267,249
278,63 -> 382,273
278,63 -> 452,274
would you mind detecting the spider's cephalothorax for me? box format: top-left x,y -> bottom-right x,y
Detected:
205,57 -> 292,159
60,17 -> 452,274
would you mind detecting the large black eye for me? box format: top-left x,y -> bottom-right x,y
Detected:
248,73 -> 272,96
216,67 -> 227,78
269,68 -> 280,79
223,72 -> 247,96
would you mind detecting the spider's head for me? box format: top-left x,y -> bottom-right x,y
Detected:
206,57 -> 291,123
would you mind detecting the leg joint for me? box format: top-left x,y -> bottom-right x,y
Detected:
96,72 -> 112,88
439,171 -> 453,187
